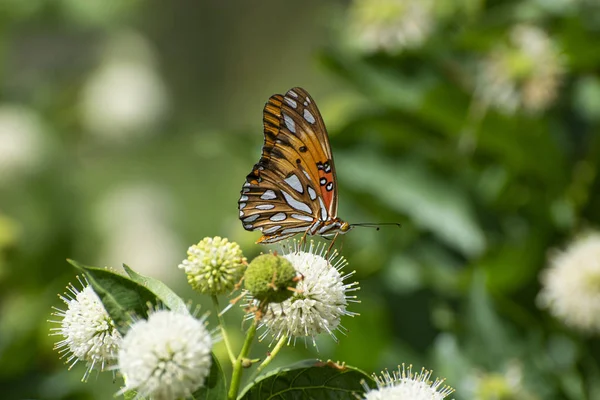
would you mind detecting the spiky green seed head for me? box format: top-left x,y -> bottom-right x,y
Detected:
244,253 -> 297,304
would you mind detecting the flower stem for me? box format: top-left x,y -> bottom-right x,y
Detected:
250,334 -> 287,381
227,317 -> 258,400
211,295 -> 236,365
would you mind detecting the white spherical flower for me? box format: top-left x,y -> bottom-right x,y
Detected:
475,24 -> 564,114
348,0 -> 435,54
95,184 -> 181,281
81,58 -> 168,141
179,236 -> 247,295
0,104 -> 45,184
364,364 -> 454,400
118,310 -> 212,400
50,279 -> 121,380
258,241 -> 359,347
538,232 -> 600,333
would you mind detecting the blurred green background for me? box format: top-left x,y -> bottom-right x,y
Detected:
2,0 -> 600,399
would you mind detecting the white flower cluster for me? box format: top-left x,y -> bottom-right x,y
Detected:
257,241 -> 359,347
364,364 -> 454,400
117,310 -> 213,399
51,280 -> 213,399
50,280 -> 121,381
475,24 -> 564,114
538,232 -> 600,333
347,0 -> 435,54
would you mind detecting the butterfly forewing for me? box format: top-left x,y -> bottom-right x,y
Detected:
239,87 -> 340,243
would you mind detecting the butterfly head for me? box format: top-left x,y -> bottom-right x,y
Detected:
339,220 -> 352,233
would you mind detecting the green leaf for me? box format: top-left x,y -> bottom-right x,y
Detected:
239,359 -> 375,400
337,151 -> 486,257
192,353 -> 227,400
67,259 -> 160,336
122,264 -> 189,315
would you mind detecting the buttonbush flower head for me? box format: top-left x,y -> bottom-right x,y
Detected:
117,309 -> 213,400
465,361 -> 537,400
538,232 -> 600,333
0,104 -> 46,183
179,236 -> 247,295
81,52 -> 169,142
363,364 -> 454,400
49,278 -> 121,381
475,24 -> 564,114
256,240 -> 359,347
347,0 -> 435,54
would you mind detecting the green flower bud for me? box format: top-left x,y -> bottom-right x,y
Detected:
178,236 -> 247,295
244,253 -> 297,304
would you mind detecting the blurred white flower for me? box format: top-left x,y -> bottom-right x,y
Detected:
258,241 -> 359,347
50,279 -> 121,381
178,236 -> 247,295
364,364 -> 454,400
117,310 -> 212,400
347,0 -> 435,53
462,361 -> 538,400
95,184 -> 182,281
538,232 -> 600,333
475,25 -> 564,114
81,32 -> 168,142
0,105 -> 45,184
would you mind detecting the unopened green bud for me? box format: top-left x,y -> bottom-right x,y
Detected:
244,253 -> 297,304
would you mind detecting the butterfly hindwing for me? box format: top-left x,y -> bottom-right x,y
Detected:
239,87 -> 341,243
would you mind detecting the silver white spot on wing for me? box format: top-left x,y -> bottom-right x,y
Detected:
305,96 -> 311,104
256,204 -> 275,210
288,90 -> 298,98
284,97 -> 297,108
243,214 -> 260,223
270,212 -> 287,222
239,211 -> 244,217
244,224 -> 253,229
239,195 -> 248,202
303,109 -> 315,124
263,225 -> 282,234
239,203 -> 247,209
291,213 -> 313,222
304,101 -> 308,107
281,190 -> 312,214
260,190 -> 277,200
307,186 -> 317,200
283,112 -> 296,133
302,170 -> 312,181
318,197 -> 327,221
284,174 -> 303,193
243,182 -> 251,187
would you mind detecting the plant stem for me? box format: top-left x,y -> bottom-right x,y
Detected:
227,317 -> 258,400
211,295 -> 236,364
250,334 -> 287,381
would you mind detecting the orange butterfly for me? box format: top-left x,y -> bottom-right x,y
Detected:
238,87 -> 352,244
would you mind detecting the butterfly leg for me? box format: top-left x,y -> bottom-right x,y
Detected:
299,230 -> 308,247
325,232 -> 340,257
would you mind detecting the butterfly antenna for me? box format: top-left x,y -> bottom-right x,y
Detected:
350,222 -> 402,231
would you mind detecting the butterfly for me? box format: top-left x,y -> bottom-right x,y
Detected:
238,87 -> 352,244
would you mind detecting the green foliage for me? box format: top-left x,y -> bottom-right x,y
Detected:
3,0 -> 600,399
239,360 -> 374,400
192,354 -> 228,400
68,260 -> 159,335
